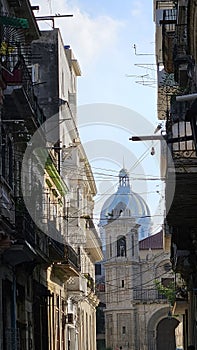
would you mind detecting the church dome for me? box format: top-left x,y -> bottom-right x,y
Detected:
100,168 -> 151,240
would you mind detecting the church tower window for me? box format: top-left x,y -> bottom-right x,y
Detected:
109,236 -> 112,257
117,236 -> 126,257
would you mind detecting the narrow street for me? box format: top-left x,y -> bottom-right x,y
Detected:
0,1 -> 196,350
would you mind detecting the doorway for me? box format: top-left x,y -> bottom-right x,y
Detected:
156,317 -> 179,350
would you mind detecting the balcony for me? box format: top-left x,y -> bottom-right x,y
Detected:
65,244 -> 80,270
0,2 -> 40,42
174,4 -> 188,56
2,50 -> 45,130
48,219 -> 62,243
172,5 -> 195,87
166,120 -> 195,161
166,171 -> 197,227
170,229 -> 194,275
13,196 -> 50,265
174,54 -> 194,87
0,177 -> 15,235
2,239 -> 38,266
133,288 -> 167,302
167,202 -> 197,291
161,8 -> 177,73
48,236 -> 65,260
165,98 -> 197,227
83,272 -> 99,306
15,197 -> 36,245
51,242 -> 80,280
85,218 -> 103,262
172,275 -> 188,314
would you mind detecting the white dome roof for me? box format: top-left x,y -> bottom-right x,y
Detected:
100,168 -> 151,240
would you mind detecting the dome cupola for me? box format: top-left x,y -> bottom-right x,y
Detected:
100,168 -> 151,240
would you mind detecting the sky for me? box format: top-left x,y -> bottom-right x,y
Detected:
30,0 -> 165,234
31,0 -> 156,116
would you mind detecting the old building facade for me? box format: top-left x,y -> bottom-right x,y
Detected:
96,169 -> 182,350
154,0 -> 197,348
0,2 -> 102,350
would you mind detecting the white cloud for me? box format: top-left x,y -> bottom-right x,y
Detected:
30,0 -> 123,71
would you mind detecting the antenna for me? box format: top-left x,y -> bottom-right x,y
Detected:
128,45 -> 157,87
133,44 -> 155,56
36,14 -> 73,29
126,73 -> 156,87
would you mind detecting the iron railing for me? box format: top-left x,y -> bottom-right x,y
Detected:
1,45 -> 45,126
65,244 -> 80,270
133,288 -> 167,301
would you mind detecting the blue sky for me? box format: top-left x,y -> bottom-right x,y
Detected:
30,0 -> 165,233
31,0 -> 156,118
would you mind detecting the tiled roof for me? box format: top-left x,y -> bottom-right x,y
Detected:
139,230 -> 163,250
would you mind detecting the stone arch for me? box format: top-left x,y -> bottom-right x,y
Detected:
147,307 -> 179,350
114,202 -> 126,217
156,317 -> 179,350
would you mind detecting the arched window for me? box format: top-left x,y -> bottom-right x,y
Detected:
117,236 -> 126,257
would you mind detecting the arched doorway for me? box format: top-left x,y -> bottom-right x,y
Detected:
147,307 -> 181,350
156,317 -> 179,350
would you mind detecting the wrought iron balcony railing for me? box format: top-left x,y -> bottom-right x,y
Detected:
165,98 -> 196,160
65,244 -> 80,270
133,288 -> 167,302
161,9 -> 177,73
1,45 -> 45,126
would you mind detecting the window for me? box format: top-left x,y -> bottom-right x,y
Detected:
117,236 -> 126,257
109,236 -> 112,257
161,278 -> 174,287
122,326 -> 126,334
164,263 -> 171,272
121,280 -> 124,288
95,264 -> 101,275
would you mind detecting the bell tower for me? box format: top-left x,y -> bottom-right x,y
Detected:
98,168 -> 152,350
104,211 -> 140,350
